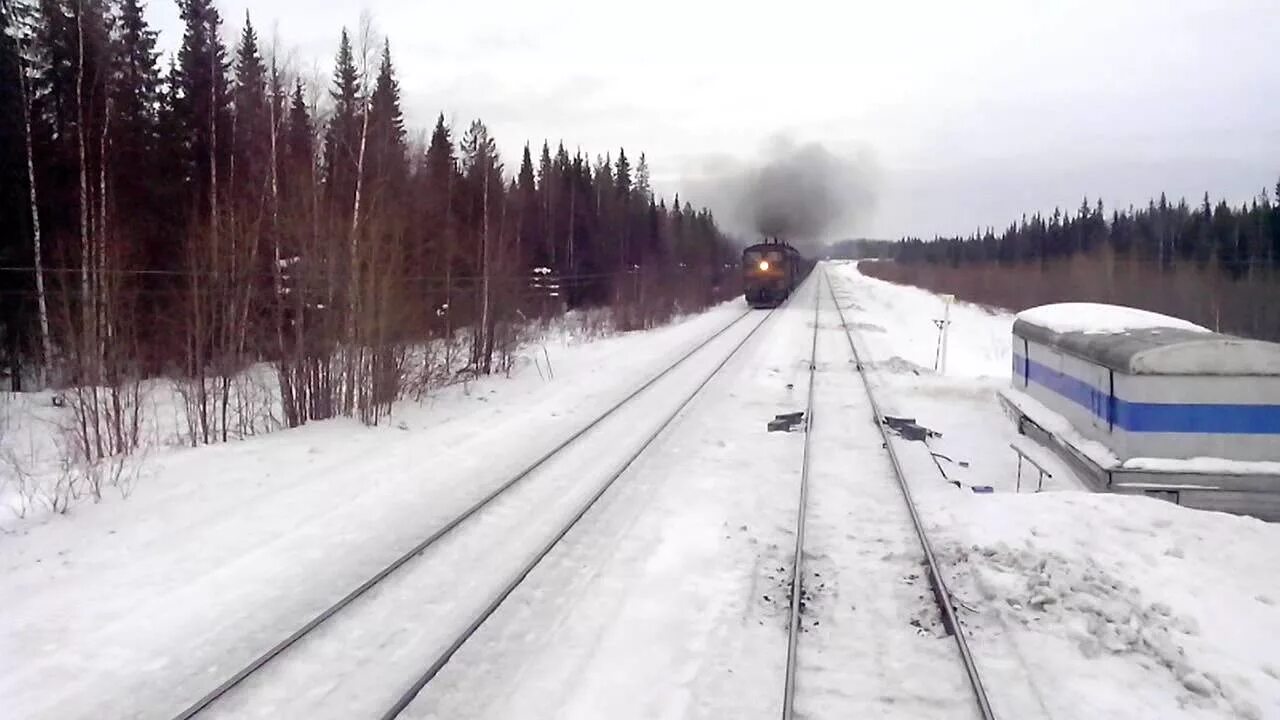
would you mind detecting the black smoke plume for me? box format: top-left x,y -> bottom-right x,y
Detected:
685,136 -> 878,253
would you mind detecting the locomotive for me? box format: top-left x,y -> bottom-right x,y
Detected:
742,239 -> 802,308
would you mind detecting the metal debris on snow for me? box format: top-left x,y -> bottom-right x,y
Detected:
882,415 -> 941,442
768,411 -> 806,432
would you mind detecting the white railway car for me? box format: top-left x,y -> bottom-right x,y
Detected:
999,303 -> 1280,520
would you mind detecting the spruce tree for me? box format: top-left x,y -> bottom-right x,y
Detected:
459,120 -> 499,199
516,142 -> 538,269
537,140 -> 552,193
284,79 -> 312,176
420,113 -> 457,275
367,38 -> 406,195
112,0 -> 175,318
322,28 -> 361,215
113,0 -> 161,151
517,143 -> 536,200
614,147 -> 631,196
148,57 -> 186,275
232,12 -> 268,200
279,78 -> 312,242
613,148 -> 631,267
634,152 -> 651,201
172,0 -> 231,223
1273,177 -> 1280,268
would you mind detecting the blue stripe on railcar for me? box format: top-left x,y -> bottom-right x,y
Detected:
1116,401 -> 1280,434
1012,354 -> 1280,435
1013,353 -> 1029,385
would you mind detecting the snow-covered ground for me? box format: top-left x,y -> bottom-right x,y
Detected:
0,303 -> 754,719
825,260 -> 1077,494
407,277 -> 823,719
2,262 -> 1277,720
828,261 -> 1280,720
0,309 -> 618,521
408,271 -> 978,719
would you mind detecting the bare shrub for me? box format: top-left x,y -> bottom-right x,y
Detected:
61,380 -> 144,464
1,447 -> 39,520
571,307 -> 614,344
43,456 -> 79,514
232,370 -> 283,438
401,342 -> 443,401
0,405 -> 7,516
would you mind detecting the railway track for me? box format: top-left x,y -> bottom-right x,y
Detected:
376,303 -> 779,719
175,266 -> 993,720
783,267 -> 995,719
170,304 -> 777,720
780,271 -> 821,718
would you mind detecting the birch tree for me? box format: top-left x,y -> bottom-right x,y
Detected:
4,0 -> 53,385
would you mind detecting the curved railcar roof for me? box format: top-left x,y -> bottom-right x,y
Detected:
742,241 -> 799,254
1014,303 -> 1280,376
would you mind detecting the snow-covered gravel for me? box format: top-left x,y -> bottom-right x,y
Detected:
795,273 -> 978,718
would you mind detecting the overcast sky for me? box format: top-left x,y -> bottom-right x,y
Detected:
147,0 -> 1280,241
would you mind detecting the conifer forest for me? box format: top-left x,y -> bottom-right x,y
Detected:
0,0 -> 738,451
862,189 -> 1280,342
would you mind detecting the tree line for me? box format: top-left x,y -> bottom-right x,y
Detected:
864,185 -> 1280,342
0,0 -> 738,458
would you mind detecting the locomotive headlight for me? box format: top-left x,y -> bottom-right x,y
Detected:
758,260 -> 770,271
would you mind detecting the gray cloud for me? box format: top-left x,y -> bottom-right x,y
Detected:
146,0 -> 1280,240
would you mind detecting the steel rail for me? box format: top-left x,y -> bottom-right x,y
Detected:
170,308 -> 758,720
823,268 -> 997,720
780,272 -> 822,720
379,305 -> 780,720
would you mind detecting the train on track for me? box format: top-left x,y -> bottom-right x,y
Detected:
742,239 -> 806,308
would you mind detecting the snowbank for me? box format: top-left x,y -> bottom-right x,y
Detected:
999,386 -> 1121,471
1122,456 -> 1280,477
1017,302 -> 1209,335
825,260 -> 1014,380
926,490 -> 1280,720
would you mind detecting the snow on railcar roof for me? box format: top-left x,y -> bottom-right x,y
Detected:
1014,303 -> 1280,376
1016,302 -> 1208,334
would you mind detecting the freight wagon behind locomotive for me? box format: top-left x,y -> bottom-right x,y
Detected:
742,240 -> 803,308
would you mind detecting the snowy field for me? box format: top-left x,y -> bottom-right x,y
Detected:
1,262 -> 1277,720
